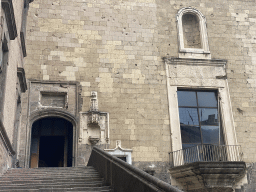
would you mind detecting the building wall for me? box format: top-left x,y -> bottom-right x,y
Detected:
19,0 -> 256,189
0,0 -> 28,175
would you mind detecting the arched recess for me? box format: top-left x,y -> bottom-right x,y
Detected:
177,7 -> 211,59
25,109 -> 78,168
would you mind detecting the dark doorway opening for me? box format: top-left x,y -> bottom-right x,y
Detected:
39,136 -> 64,167
30,117 -> 73,168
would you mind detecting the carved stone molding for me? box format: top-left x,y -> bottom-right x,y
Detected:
1,0 -> 17,40
177,7 -> 211,59
105,140 -> 132,164
88,136 -> 100,145
79,91 -> 109,145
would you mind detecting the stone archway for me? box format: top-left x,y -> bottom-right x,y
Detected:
25,109 -> 78,168
30,117 -> 73,168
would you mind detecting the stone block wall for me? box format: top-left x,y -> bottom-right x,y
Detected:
19,0 -> 256,187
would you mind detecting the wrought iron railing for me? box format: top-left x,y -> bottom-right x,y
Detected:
169,144 -> 243,168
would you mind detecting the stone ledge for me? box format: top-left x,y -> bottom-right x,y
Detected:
164,57 -> 227,66
170,162 -> 246,192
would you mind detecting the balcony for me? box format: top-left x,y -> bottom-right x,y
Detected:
169,144 -> 246,192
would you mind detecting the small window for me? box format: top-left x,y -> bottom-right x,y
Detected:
177,90 -> 224,149
117,156 -> 127,162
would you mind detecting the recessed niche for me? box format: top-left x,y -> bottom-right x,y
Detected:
41,92 -> 67,108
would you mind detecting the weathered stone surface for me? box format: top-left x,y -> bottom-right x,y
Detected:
11,0 -> 256,190
170,162 -> 246,192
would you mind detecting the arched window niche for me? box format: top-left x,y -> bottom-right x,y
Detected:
177,7 -> 211,59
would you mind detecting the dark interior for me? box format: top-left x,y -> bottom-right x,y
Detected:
39,136 -> 64,167
30,117 -> 73,167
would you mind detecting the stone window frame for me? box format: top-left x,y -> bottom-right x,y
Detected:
168,85 -> 237,157
177,7 -> 211,59
0,12 -> 10,73
177,89 -> 224,148
165,58 -> 238,161
0,34 -> 9,73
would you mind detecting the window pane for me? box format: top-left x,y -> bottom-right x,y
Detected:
201,126 -> 220,144
182,144 -> 197,149
180,125 -> 201,144
179,108 -> 199,125
199,108 -> 219,125
177,91 -> 197,107
197,92 -> 217,107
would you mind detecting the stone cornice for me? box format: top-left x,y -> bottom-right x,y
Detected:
1,0 -> 17,40
17,67 -> 27,92
164,57 -> 227,66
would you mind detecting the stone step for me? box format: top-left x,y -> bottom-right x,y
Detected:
0,180 -> 104,186
5,167 -> 95,173
0,183 -> 108,189
0,176 -> 101,182
4,170 -> 98,174
0,166 -> 113,192
0,190 -> 112,192
0,187 -> 113,192
1,173 -> 100,178
0,178 -> 104,184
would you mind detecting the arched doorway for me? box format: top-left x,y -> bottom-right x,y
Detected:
30,117 -> 73,168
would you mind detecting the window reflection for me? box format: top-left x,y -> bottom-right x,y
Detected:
177,91 -> 197,107
180,125 -> 201,143
197,92 -> 218,107
201,126 -> 220,144
199,108 -> 218,125
179,108 -> 199,125
178,90 -> 224,148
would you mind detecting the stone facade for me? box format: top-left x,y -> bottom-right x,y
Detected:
2,0 -> 254,191
0,0 -> 31,175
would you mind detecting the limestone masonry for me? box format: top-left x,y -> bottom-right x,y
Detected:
1,0 -> 256,191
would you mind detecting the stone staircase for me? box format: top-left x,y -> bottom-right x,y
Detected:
0,166 -> 113,192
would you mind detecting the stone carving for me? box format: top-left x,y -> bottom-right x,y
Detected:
88,136 -> 100,145
104,140 -> 132,164
90,91 -> 98,111
87,91 -> 99,125
79,91 -> 109,145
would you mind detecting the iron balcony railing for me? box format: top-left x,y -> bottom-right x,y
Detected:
169,144 -> 243,168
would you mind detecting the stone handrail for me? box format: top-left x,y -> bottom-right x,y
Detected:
87,147 -> 183,192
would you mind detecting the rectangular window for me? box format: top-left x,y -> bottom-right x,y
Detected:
177,90 -> 224,149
